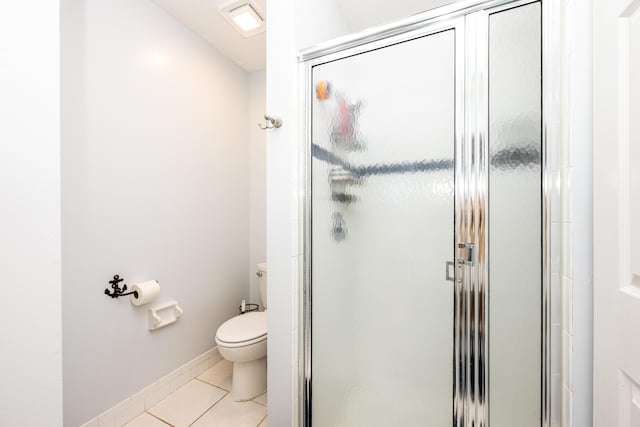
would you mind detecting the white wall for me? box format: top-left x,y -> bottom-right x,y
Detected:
265,2 -> 298,423
61,1 -> 251,425
266,0 -> 349,424
249,70 -> 267,305
560,0 -> 593,426
0,2 -> 63,426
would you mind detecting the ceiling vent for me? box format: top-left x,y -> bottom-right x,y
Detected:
219,0 -> 265,37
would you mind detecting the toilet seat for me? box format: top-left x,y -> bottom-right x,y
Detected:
216,311 -> 267,348
216,334 -> 266,348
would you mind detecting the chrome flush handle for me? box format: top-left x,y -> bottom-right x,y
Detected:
446,261 -> 455,282
457,243 -> 474,266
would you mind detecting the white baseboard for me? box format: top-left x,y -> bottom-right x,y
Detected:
80,346 -> 223,427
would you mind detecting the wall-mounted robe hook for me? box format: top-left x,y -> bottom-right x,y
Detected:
259,115 -> 282,130
104,275 -> 138,299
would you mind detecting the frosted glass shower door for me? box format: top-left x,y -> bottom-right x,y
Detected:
310,29 -> 456,426
488,3 -> 542,426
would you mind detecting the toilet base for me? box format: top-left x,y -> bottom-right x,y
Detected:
231,356 -> 267,401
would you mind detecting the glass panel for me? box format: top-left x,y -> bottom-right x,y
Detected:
488,3 -> 542,427
311,30 -> 455,426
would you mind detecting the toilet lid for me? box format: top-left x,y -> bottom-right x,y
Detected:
216,311 -> 267,344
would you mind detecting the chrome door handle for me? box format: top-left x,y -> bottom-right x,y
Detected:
457,242 -> 474,266
446,261 -> 455,282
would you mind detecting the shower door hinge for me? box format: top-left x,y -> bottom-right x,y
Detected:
457,243 -> 474,266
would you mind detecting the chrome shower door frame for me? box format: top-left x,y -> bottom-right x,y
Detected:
298,0 -> 555,425
300,16 -> 465,426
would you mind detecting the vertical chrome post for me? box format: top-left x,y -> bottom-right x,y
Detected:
453,17 -> 467,427
301,60 -> 313,427
541,0 -> 555,425
463,9 -> 490,427
458,13 -> 474,427
476,10 -> 490,427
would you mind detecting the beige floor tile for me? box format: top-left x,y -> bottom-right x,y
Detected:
124,412 -> 170,427
148,379 -> 226,427
197,359 -> 233,391
192,394 -> 267,427
253,392 -> 267,407
258,416 -> 268,427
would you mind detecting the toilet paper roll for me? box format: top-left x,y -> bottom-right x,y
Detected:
130,280 -> 160,306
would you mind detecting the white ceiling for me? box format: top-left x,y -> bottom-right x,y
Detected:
152,0 -> 266,72
151,0 -> 456,73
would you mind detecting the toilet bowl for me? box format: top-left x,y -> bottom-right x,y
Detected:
215,262 -> 268,401
215,311 -> 267,400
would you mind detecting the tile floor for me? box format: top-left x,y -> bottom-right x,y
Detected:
125,360 -> 267,427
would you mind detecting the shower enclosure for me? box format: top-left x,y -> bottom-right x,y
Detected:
300,1 -> 550,426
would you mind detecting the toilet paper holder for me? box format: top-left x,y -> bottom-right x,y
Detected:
104,275 -> 138,299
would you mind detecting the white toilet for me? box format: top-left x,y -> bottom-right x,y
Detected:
215,262 -> 268,401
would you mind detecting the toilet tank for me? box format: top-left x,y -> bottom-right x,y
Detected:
257,262 -> 267,309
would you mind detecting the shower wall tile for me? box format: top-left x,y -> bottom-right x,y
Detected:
298,219 -> 305,257
550,138 -> 563,427
291,256 -> 300,328
551,373 -> 562,426
291,190 -> 300,224
561,120 -> 573,170
551,273 -> 561,324
561,223 -> 574,279
549,18 -> 569,418
551,223 -> 562,274
266,13 -> 298,414
559,1 -> 593,426
551,324 -> 561,375
560,167 -> 574,223
562,331 -> 573,390
549,129 -> 561,174
562,384 -> 573,427
551,171 -> 562,223
292,253 -> 303,425
291,219 -> 300,258
562,277 -> 573,335
290,254 -> 301,424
